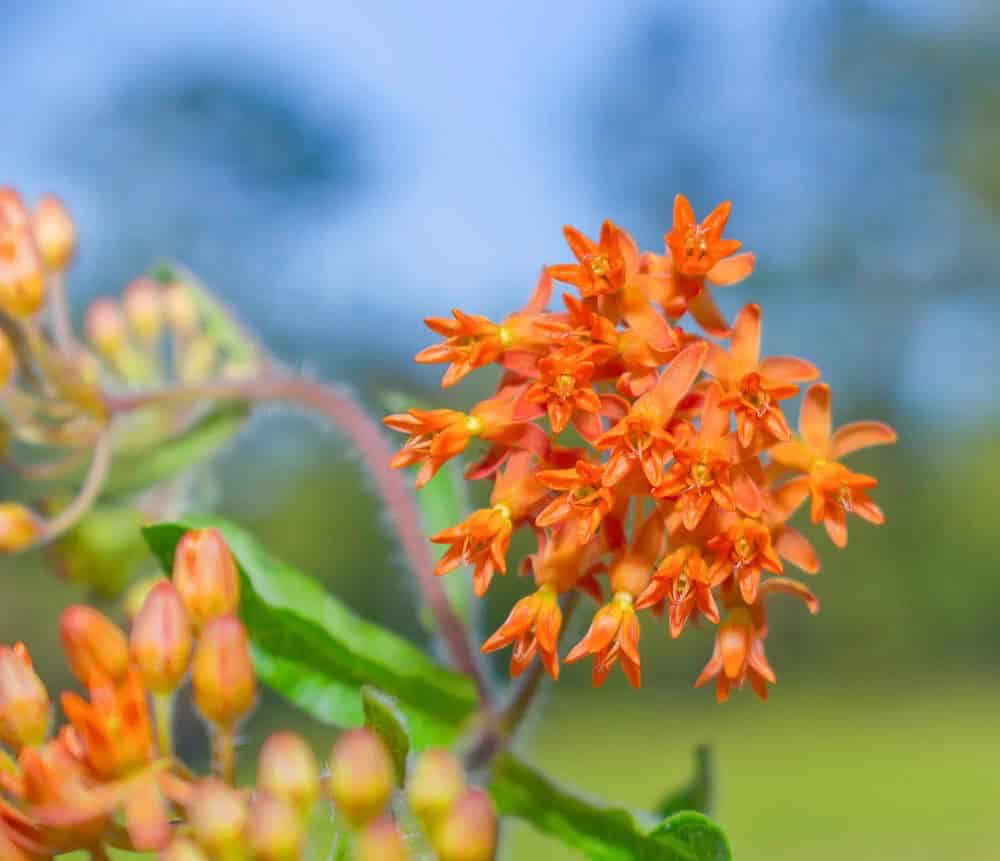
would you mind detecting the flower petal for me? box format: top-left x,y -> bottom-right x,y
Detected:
799,383 -> 832,453
707,251 -> 755,287
687,288 -> 730,337
830,421 -> 898,459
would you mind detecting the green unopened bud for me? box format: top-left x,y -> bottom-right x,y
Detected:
159,837 -> 209,861
192,616 -> 256,729
356,815 -> 409,861
0,643 -> 50,749
172,528 -> 240,631
31,194 -> 76,272
327,728 -> 395,826
124,278 -> 164,344
433,788 -> 497,861
130,581 -> 192,694
249,791 -> 303,861
59,605 -> 129,686
0,503 -> 40,554
85,297 -> 126,357
258,731 -> 319,814
187,779 -> 248,859
407,748 -> 465,825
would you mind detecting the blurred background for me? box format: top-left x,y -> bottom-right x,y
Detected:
2,1 -> 999,858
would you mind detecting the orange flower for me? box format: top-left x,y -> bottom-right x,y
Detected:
565,592 -> 641,688
636,545 -> 720,637
431,506 -> 513,598
659,194 -> 755,336
596,342 -> 707,486
655,383 -> 762,529
535,459 -> 616,544
706,517 -> 783,605
481,585 -> 563,679
705,304 -> 819,447
770,383 -> 896,547
522,352 -> 602,436
548,220 -> 629,298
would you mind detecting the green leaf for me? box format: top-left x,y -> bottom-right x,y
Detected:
655,745 -> 716,818
362,686 -> 411,784
491,754 -> 731,861
102,404 -> 248,499
142,517 -> 478,749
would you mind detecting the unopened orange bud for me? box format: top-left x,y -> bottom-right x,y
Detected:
191,616 -> 256,728
356,815 -> 410,861
433,788 -> 498,861
327,728 -> 395,826
187,779 -> 248,858
164,283 -> 199,336
249,791 -> 303,861
258,731 -> 319,813
159,837 -> 209,861
172,528 -> 241,631
130,581 -> 193,694
0,225 -> 46,317
31,194 -> 76,272
0,331 -> 15,389
85,297 -> 126,357
0,504 -> 40,554
0,643 -> 50,749
59,605 -> 129,686
124,576 -> 166,623
407,748 -> 465,824
124,278 -> 164,343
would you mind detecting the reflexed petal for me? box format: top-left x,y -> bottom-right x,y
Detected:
830,421 -> 898,459
730,304 -> 761,368
639,342 -> 707,424
759,577 -> 820,614
623,293 -> 675,352
758,355 -> 820,386
687,288 -> 730,337
520,267 -> 553,315
773,526 -> 820,574
799,383 -> 832,452
707,251 -> 755,287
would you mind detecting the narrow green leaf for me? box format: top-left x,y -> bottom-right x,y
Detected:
491,754 -> 731,861
655,745 -> 715,818
142,517 -> 478,750
361,686 -> 411,784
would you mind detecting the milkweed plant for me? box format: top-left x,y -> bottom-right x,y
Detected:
0,187 -> 895,860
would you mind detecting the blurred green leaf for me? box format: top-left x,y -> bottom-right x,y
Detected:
655,745 -> 715,818
143,517 -> 478,749
101,404 -> 248,499
361,685 -> 411,784
491,754 -> 731,861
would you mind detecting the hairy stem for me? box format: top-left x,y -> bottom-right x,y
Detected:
106,374 -> 493,705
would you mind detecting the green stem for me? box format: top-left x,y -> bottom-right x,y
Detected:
154,692 -> 174,759
37,430 -> 112,544
213,724 -> 236,785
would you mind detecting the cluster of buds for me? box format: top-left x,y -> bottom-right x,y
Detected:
387,195 -> 897,700
0,526 -> 497,859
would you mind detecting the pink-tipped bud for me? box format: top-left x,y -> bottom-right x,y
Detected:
59,606 -> 129,686
433,788 -> 498,861
327,729 -> 395,826
31,194 -> 76,272
159,837 -> 209,861
130,581 -> 193,694
172,528 -> 240,631
0,189 -> 29,229
0,643 -> 50,749
85,297 -> 126,357
258,731 -> 319,813
0,504 -> 40,554
0,225 -> 45,317
0,331 -> 14,389
357,815 -> 410,861
191,616 -> 256,728
164,283 -> 199,336
249,791 -> 303,861
123,278 -> 163,344
123,576 -> 166,623
187,779 -> 248,857
407,748 -> 465,824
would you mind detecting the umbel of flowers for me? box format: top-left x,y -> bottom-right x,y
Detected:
386,196 -> 897,699
0,528 -> 496,860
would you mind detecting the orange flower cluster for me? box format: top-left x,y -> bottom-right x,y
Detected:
387,195 -> 897,700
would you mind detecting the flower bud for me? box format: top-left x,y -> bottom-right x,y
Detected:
0,225 -> 46,317
0,643 -> 50,749
432,788 -> 497,861
160,837 -> 209,861
172,528 -> 240,631
249,791 -> 303,861
356,816 -> 409,861
407,748 -> 465,824
124,576 -> 166,623
85,297 -> 126,357
327,728 -> 395,826
124,278 -> 164,344
187,779 -> 248,857
59,605 -> 129,686
130,581 -> 193,694
0,504 -> 40,554
31,194 -> 76,272
164,283 -> 199,336
257,731 -> 319,813
0,189 -> 29,228
0,331 -> 15,389
191,616 -> 256,728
